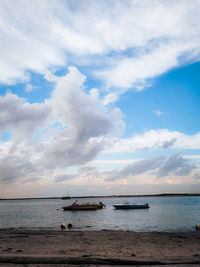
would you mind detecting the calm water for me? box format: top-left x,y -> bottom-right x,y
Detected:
0,196 -> 200,232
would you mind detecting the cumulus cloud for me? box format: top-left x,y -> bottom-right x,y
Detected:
42,67 -> 113,169
0,66 -> 126,183
104,129 -> 178,153
0,82 -> 200,185
0,0 -> 200,91
106,156 -> 165,181
0,92 -> 51,139
105,154 -> 196,181
103,93 -> 119,105
96,40 -> 200,90
0,154 -> 37,183
2,110 -> 200,184
156,154 -> 196,177
60,153 -> 197,184
52,67 -> 112,143
104,129 -> 200,153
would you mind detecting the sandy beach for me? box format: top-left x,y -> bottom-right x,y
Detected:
0,229 -> 200,266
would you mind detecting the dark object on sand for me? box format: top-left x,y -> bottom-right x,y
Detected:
196,224 -> 200,230
61,223 -> 66,229
68,223 -> 72,229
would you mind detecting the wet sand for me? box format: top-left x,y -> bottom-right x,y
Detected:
0,229 -> 200,266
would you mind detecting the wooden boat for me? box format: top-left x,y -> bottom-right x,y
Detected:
113,202 -> 149,209
63,201 -> 104,211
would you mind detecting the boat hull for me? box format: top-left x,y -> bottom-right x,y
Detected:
63,206 -> 97,211
113,203 -> 149,209
63,204 -> 104,211
61,197 -> 71,200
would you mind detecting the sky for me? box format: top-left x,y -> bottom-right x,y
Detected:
0,0 -> 200,198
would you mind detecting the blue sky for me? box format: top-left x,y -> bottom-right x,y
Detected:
0,0 -> 200,198
119,62 -> 200,136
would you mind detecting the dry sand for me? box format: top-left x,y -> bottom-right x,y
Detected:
0,229 -> 200,266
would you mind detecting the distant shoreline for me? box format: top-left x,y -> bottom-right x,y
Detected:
1,193 -> 200,201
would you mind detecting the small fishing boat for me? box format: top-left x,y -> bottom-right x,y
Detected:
61,196 -> 71,200
113,202 -> 149,209
61,194 -> 71,200
63,201 -> 104,211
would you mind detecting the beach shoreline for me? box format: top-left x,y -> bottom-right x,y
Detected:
0,229 -> 200,265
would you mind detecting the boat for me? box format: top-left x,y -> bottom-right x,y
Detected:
61,196 -> 71,200
61,194 -> 71,200
113,202 -> 149,209
63,201 -> 105,211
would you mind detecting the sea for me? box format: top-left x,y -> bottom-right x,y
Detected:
0,196 -> 200,232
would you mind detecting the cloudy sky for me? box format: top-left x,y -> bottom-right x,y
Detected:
0,0 -> 200,198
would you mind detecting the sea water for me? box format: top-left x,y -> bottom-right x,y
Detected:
0,196 -> 200,232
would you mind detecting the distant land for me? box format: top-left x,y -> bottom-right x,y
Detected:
0,193 -> 200,200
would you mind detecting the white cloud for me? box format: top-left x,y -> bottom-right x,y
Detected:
63,153 -> 197,185
0,155 -> 37,183
175,133 -> 200,150
0,64 -> 200,193
106,156 -> 166,181
156,154 -> 196,177
104,129 -> 177,153
25,84 -> 37,92
91,159 -> 137,165
103,130 -> 200,153
0,0 -> 200,90
103,93 -> 119,105
44,70 -> 58,82
96,41 -> 199,90
41,67 -> 115,169
90,88 -> 99,101
184,155 -> 200,160
0,67 -> 121,182
0,92 -> 51,139
1,81 -> 200,186
105,154 -> 196,181
154,110 -> 164,116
